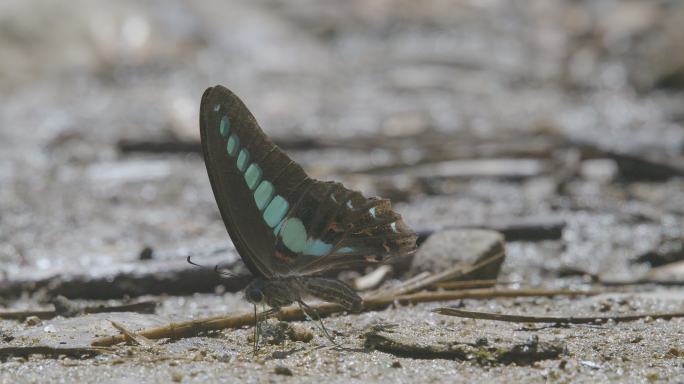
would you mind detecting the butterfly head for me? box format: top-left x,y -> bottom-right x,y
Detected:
244,279 -> 266,305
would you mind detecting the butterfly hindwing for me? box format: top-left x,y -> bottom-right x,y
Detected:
273,180 -> 417,275
200,85 -> 417,278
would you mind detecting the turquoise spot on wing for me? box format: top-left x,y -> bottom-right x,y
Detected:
391,222 -> 398,233
281,218 -> 307,253
253,180 -> 274,210
226,134 -> 239,156
219,116 -> 230,137
369,207 -> 377,218
337,246 -> 354,254
303,239 -> 333,256
244,163 -> 262,190
213,104 -> 221,112
263,195 -> 289,228
346,200 -> 353,209
237,148 -> 250,172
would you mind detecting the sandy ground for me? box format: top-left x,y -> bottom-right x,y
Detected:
1,1 -> 684,383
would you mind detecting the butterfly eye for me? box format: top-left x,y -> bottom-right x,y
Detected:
245,286 -> 264,304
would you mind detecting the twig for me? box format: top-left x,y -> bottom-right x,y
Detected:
354,265 -> 393,291
0,301 -> 157,321
109,321 -> 156,347
432,307 -> 684,324
91,287 -> 600,347
434,279 -> 498,290
600,279 -> 684,287
0,346 -> 111,360
381,250 -> 505,297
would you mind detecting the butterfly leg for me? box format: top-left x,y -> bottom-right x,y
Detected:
252,304 -> 259,355
253,306 -> 282,354
297,300 -> 342,348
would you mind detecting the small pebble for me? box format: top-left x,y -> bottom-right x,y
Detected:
667,347 -> 681,357
288,324 -> 313,342
391,361 -> 402,368
579,159 -> 618,183
24,316 -> 41,326
139,246 -> 154,260
171,372 -> 183,382
274,366 -> 293,376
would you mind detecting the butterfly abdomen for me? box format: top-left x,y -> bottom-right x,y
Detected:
299,277 -> 363,312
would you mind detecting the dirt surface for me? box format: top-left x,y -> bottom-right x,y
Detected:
1,1 -> 684,383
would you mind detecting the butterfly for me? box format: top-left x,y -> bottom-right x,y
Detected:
199,85 -> 417,336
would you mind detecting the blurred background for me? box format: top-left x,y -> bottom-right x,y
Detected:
1,0 -> 683,295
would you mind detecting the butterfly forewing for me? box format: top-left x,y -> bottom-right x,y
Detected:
200,86 -> 313,278
200,85 -> 416,278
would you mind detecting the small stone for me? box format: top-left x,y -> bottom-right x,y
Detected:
645,371 -> 659,382
139,246 -> 154,260
391,361 -> 402,368
24,316 -> 41,326
412,229 -> 505,280
579,159 -> 618,183
51,295 -> 81,317
214,285 -> 226,295
171,372 -> 183,382
274,366 -> 293,376
288,324 -> 313,343
580,360 -> 601,370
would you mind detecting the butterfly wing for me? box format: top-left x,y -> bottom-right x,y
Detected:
200,85 -> 416,279
200,85 -> 315,278
273,180 -> 417,276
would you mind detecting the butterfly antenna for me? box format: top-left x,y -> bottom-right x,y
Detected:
187,255 -> 240,279
297,300 -> 342,349
186,255 -> 203,267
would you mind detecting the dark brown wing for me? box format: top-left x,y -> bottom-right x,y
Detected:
274,180 -> 417,276
200,85 -> 314,278
200,85 -> 416,278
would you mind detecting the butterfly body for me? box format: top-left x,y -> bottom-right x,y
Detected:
199,85 -> 417,312
244,277 -> 362,312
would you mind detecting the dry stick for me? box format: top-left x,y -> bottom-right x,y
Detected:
0,301 -> 157,321
91,287 -> 599,347
434,279 -> 498,290
381,250 -> 506,298
433,307 -> 684,324
0,346 -> 111,360
109,320 -> 155,347
600,279 -> 684,287
354,265 -> 393,291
